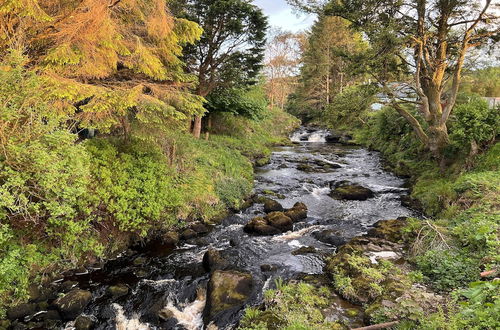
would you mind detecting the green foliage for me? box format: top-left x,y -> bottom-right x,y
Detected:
325,84 -> 378,130
240,281 -> 342,330
460,67 -> 500,97
447,96 -> 499,154
206,85 -> 267,119
415,249 -> 479,291
86,139 -> 180,234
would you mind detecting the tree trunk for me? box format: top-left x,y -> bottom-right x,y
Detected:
204,114 -> 212,140
192,116 -> 202,139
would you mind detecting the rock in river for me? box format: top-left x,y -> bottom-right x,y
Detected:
313,230 -> 347,248
329,183 -> 374,201
244,216 -> 281,236
266,212 -> 293,232
284,202 -> 308,222
203,248 -> 229,272
53,289 -> 92,320
204,270 -> 253,321
263,198 -> 284,213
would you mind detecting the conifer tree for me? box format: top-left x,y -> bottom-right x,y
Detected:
0,0 -> 204,137
173,0 -> 268,138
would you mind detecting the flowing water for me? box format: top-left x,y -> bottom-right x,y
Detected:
59,127 -> 415,330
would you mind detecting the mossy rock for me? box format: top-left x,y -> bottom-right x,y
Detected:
266,212 -> 293,232
284,202 -> 308,222
330,184 -> 374,201
244,217 -> 281,236
204,270 -> 253,321
53,289 -> 92,320
107,284 -> 129,299
297,164 -> 315,172
263,199 -> 284,213
366,219 -> 407,242
292,246 -> 317,255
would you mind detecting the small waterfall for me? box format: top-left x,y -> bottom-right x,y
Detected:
290,128 -> 330,143
114,304 -> 150,330
160,289 -> 206,330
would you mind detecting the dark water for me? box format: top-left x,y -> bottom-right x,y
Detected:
57,128 -> 415,330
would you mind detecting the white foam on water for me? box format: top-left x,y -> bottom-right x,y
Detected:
114,304 -> 150,330
311,187 -> 331,198
307,132 -> 327,142
272,225 -> 323,241
288,239 -> 304,248
161,289 -> 206,330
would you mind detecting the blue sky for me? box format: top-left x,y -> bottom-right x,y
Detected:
254,0 -> 316,32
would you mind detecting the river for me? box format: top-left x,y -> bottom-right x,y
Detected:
58,127 -> 415,330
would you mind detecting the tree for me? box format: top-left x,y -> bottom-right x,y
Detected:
289,0 -> 500,164
173,0 -> 268,138
287,15 -> 365,120
0,0 -> 204,137
264,28 -> 304,110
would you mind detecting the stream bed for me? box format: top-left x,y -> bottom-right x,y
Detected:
11,128 -> 417,330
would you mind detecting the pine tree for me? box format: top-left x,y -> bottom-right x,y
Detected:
0,0 -> 204,137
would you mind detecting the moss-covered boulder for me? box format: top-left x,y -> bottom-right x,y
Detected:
107,284 -> 129,299
266,212 -> 293,232
53,289 -> 92,320
204,270 -> 253,321
162,231 -> 179,246
366,218 -> 408,242
244,216 -> 281,236
291,246 -> 317,255
263,199 -> 284,213
329,183 -> 374,201
284,202 -> 308,222
203,248 -> 228,272
6,303 -> 37,320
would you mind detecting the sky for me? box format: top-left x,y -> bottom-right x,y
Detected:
254,0 -> 316,32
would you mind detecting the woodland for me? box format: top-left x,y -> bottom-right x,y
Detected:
0,0 -> 499,329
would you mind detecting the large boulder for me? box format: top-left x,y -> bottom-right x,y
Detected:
6,303 -> 37,320
244,217 -> 281,236
162,231 -> 179,246
263,199 -> 284,213
53,289 -> 92,320
266,212 -> 293,232
203,249 -> 228,272
204,270 -> 253,321
366,218 -> 408,242
313,230 -> 346,248
330,183 -> 374,201
284,202 -> 308,222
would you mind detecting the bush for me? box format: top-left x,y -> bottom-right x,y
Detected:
447,96 -> 499,156
415,249 -> 479,291
86,139 -> 181,234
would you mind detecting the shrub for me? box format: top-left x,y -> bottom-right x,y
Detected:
415,249 -> 479,291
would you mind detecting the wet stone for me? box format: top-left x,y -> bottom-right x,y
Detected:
313,230 -> 347,248
53,289 -> 92,320
180,228 -> 198,240
329,183 -> 374,201
263,199 -> 284,213
107,284 -> 129,299
74,315 -> 94,330
6,303 -> 37,320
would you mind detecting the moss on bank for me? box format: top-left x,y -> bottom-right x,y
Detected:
0,109 -> 299,316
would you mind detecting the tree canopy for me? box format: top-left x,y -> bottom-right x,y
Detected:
172,0 -> 268,137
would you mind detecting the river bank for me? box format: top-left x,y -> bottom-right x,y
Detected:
240,123 -> 499,329
0,109 -> 300,328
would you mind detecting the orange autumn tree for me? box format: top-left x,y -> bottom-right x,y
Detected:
0,0 -> 204,137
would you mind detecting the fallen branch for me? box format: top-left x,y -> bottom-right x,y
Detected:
352,321 -> 399,330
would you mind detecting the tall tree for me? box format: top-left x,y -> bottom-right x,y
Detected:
289,0 -> 500,163
173,0 -> 268,138
287,15 -> 365,120
0,0 -> 204,137
264,28 -> 304,110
